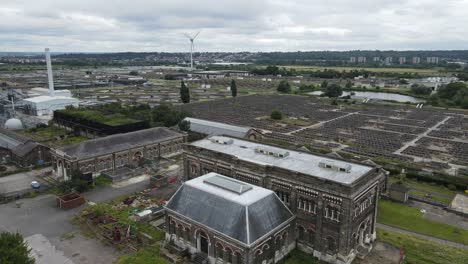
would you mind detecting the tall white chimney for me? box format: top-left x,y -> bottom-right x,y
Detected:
45,48 -> 55,97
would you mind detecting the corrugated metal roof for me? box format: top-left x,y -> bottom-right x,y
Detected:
166,173 -> 294,245
184,117 -> 251,138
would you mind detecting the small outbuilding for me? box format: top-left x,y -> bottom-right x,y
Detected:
388,183 -> 409,203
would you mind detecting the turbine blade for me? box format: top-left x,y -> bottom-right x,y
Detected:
183,33 -> 192,39
193,31 -> 200,39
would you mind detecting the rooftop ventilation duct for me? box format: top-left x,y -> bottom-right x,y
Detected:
318,161 -> 352,173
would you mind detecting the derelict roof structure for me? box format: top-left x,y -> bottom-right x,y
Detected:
165,173 -> 295,246
184,117 -> 252,138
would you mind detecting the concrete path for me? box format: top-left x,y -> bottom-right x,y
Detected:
394,116 -> 451,155
285,112 -> 355,135
376,223 -> 468,249
26,234 -> 75,264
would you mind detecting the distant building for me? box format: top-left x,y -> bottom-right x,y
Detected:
357,57 -> 367,63
184,136 -> 388,264
372,57 -> 380,62
426,57 -> 439,64
384,57 -> 393,65
22,96 -> 80,116
412,57 -> 421,64
51,127 -> 185,181
398,57 -> 406,65
349,57 -> 356,63
164,172 -> 296,264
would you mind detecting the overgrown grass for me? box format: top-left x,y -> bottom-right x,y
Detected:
282,249 -> 318,264
115,244 -> 167,264
94,175 -> 112,187
408,189 -> 453,204
377,200 -> 468,244
377,229 -> 468,264
17,125 -> 88,147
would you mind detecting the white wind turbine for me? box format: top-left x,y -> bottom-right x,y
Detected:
184,32 -> 200,70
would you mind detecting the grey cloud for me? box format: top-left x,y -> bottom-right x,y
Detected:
0,0 -> 467,52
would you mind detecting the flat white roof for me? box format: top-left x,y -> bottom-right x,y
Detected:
23,95 -> 79,103
191,136 -> 374,185
186,172 -> 272,206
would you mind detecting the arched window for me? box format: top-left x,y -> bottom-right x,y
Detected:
307,229 -> 315,246
225,247 -> 233,263
215,242 -> 223,259
297,226 -> 305,241
326,237 -> 336,252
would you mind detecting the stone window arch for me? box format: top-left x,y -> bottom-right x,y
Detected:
307,228 -> 316,246
326,236 -> 336,252
297,225 -> 306,241
225,247 -> 233,263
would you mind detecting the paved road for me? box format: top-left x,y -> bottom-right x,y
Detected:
0,177 -> 152,264
376,223 -> 468,249
0,167 -> 52,197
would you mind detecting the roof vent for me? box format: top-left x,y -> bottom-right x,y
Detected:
318,161 -> 352,173
254,146 -> 289,158
210,137 -> 233,145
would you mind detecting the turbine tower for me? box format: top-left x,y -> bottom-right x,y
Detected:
184,32 -> 200,70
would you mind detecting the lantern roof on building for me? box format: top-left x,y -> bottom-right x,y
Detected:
165,173 -> 295,246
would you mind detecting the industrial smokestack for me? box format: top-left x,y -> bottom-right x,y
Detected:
45,48 -> 55,97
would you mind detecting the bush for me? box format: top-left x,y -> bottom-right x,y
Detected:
0,232 -> 35,264
277,80 -> 291,93
270,110 -> 283,120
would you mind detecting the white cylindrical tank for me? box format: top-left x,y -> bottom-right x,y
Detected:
4,118 -> 23,130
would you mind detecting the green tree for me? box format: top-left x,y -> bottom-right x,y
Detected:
345,80 -> 352,89
178,120 -> 191,132
437,82 -> 467,99
231,79 -> 237,97
0,232 -> 35,264
410,84 -> 432,95
180,81 -> 190,103
324,84 -> 343,98
152,104 -> 191,127
321,80 -> 328,89
277,80 -> 291,93
270,109 -> 283,120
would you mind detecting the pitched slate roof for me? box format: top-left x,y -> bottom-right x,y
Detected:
12,141 -> 41,157
58,127 -> 182,159
0,128 -> 31,149
165,173 -> 294,246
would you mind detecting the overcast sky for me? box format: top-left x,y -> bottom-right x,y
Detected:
1,0 -> 467,52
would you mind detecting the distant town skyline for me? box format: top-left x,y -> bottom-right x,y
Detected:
1,0 -> 468,52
